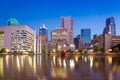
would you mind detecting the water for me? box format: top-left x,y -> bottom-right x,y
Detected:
0,55 -> 120,80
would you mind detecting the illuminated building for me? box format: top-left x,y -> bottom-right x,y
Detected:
0,25 -> 35,52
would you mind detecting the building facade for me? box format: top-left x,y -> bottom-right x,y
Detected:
60,16 -> 74,43
92,34 -> 112,52
103,16 -> 116,36
112,36 -> 120,47
49,28 -> 68,52
81,28 -> 91,44
0,25 -> 35,52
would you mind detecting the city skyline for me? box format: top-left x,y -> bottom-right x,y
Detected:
0,0 -> 120,40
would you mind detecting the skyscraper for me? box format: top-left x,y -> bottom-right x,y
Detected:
81,29 -> 91,43
103,16 -> 116,36
60,16 -> 74,44
36,24 -> 48,54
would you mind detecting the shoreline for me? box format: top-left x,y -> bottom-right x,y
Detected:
0,53 -> 120,56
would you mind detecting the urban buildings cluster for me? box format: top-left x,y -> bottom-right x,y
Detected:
0,16 -> 120,54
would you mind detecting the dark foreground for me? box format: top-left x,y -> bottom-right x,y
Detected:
0,55 -> 120,80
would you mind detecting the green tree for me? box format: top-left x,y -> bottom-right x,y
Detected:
0,48 -> 6,53
93,47 -> 99,52
113,47 -> 119,53
66,49 -> 73,54
78,49 -> 83,53
100,48 -> 105,53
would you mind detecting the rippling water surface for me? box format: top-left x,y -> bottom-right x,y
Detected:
0,55 -> 120,80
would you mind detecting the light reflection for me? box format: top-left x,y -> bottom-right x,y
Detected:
90,56 -> 93,68
5,55 -> 9,68
63,59 -> 66,68
84,56 -> 87,62
74,55 -> 79,63
16,56 -> 20,72
28,56 -> 33,68
53,56 -> 56,65
108,56 -> 112,64
109,71 -> 113,80
70,59 -> 75,70
58,57 -> 62,67
94,62 -> 99,68
51,57 -> 67,79
0,57 -> 4,77
33,56 -> 36,74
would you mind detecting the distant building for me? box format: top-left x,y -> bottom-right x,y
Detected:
81,28 -> 91,44
7,18 -> 19,26
92,34 -> 112,52
74,35 -> 83,49
103,16 -> 116,36
0,25 -> 35,52
36,24 -> 48,54
60,16 -> 74,43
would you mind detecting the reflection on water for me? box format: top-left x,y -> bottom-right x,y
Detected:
0,55 -> 120,80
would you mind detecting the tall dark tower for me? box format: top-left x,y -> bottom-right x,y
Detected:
103,16 -> 116,36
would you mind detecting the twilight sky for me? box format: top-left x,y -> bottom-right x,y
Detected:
0,0 -> 120,40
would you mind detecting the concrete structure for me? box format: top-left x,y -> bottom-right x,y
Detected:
0,25 -> 35,52
37,24 -> 48,54
60,16 -> 74,43
49,28 -> 68,52
92,34 -> 112,52
81,28 -> 91,43
103,16 -> 116,36
112,36 -> 120,47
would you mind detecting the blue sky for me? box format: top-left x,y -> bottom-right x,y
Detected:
0,0 -> 120,40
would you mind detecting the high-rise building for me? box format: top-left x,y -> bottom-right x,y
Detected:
0,25 -> 35,52
60,16 -> 74,43
103,16 -> 116,36
81,28 -> 91,43
36,24 -> 48,54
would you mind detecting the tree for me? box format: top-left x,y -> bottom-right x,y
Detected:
100,48 -> 105,53
93,47 -> 99,52
113,47 -> 119,53
78,49 -> 83,53
66,49 -> 73,54
0,48 -> 6,53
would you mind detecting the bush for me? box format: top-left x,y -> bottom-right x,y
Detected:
0,48 -> 6,53
113,47 -> 119,53
93,47 -> 99,52
100,48 -> 105,53
78,49 -> 83,53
